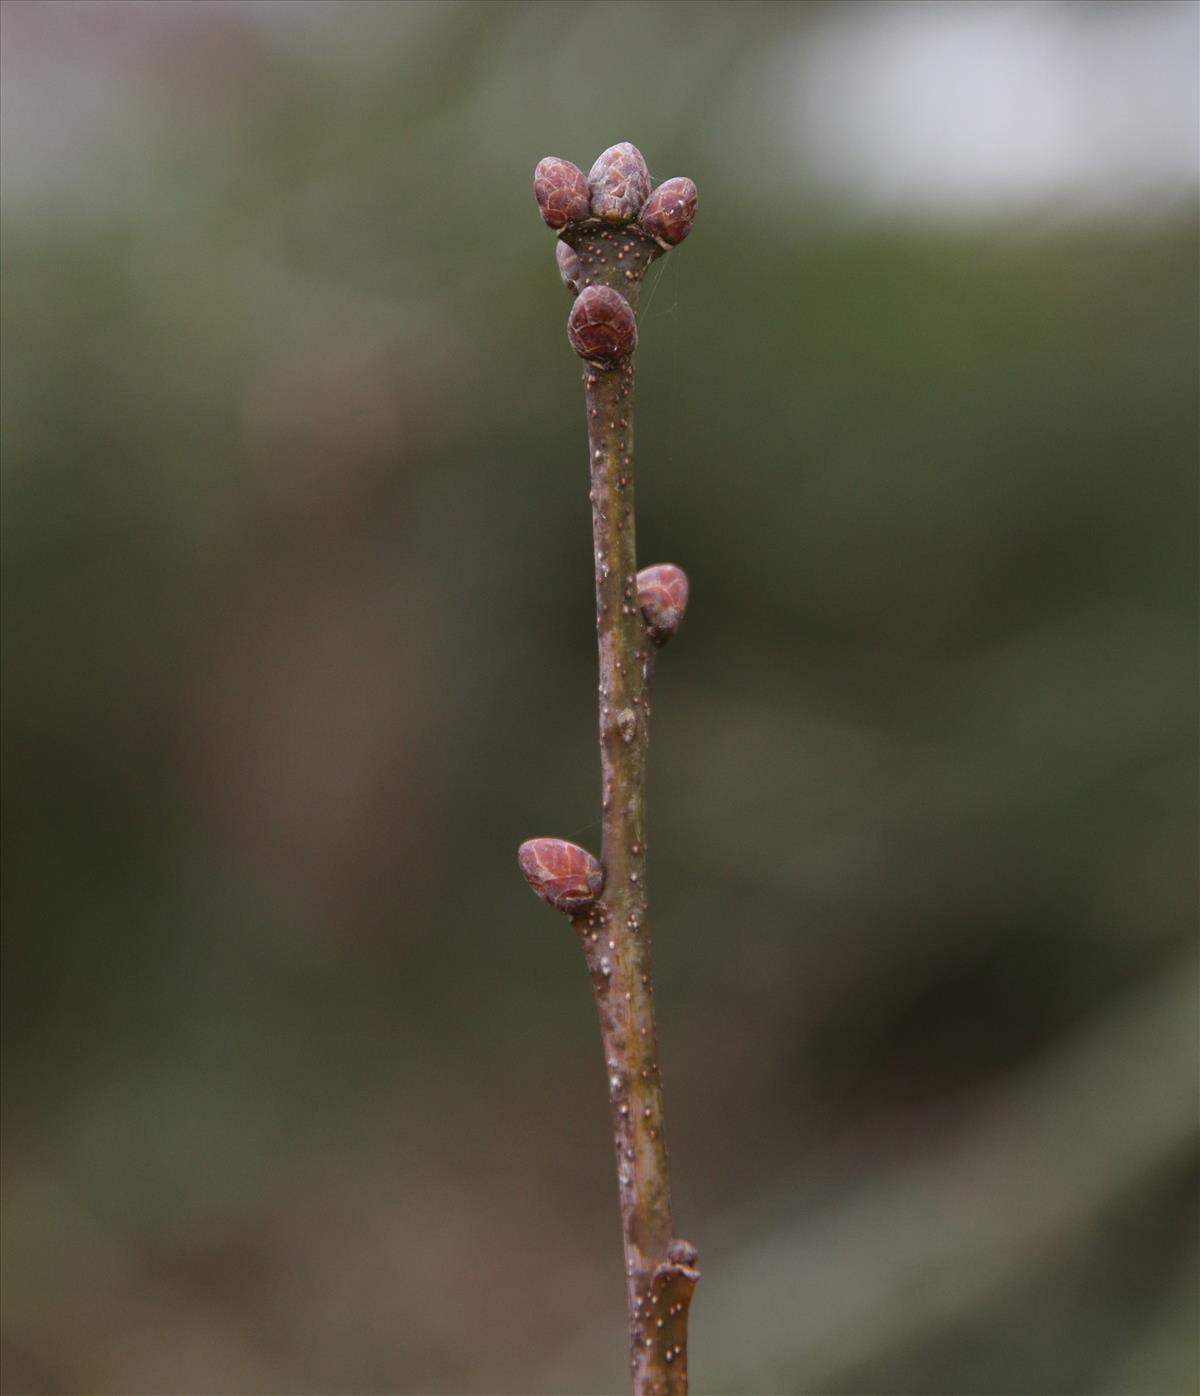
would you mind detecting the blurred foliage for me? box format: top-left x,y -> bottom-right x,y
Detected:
1,3 -> 1197,1394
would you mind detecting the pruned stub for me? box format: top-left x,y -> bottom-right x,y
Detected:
559,223 -> 663,310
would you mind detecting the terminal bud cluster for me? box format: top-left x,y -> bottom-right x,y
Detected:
532,144 -> 698,368
532,142 -> 697,247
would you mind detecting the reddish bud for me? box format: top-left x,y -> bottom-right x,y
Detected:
533,157 -> 590,230
567,285 -> 637,366
640,177 -> 698,247
518,838 -> 604,915
556,239 -> 581,292
587,142 -> 651,225
637,563 -> 689,643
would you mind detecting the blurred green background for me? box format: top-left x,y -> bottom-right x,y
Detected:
2,2 -> 1197,1393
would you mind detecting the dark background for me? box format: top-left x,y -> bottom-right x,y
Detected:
2,2 -> 1197,1392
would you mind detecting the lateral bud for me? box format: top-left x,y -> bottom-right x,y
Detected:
518,838 -> 605,915
556,239 -> 581,293
666,1238 -> 700,1269
639,177 -> 698,247
567,285 -> 637,367
636,563 -> 689,644
587,142 -> 651,225
533,157 -> 591,230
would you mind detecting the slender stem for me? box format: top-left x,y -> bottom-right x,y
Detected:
565,227 -> 697,1395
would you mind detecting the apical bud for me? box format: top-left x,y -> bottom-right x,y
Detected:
587,142 -> 651,226
637,563 -> 689,644
533,157 -> 591,230
556,239 -> 581,293
567,285 -> 637,366
518,838 -> 605,915
639,177 -> 698,247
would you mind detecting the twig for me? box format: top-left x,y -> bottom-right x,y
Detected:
518,144 -> 700,1396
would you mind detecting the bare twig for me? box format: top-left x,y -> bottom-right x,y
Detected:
518,144 -> 700,1395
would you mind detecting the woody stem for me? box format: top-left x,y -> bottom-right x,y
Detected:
570,353 -> 693,1394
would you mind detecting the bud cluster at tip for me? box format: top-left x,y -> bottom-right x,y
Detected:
531,143 -> 697,244
568,285 -> 637,366
518,838 -> 604,915
637,564 -> 689,644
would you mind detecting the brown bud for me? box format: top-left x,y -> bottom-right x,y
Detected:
639,177 -> 698,247
567,285 -> 637,366
556,239 -> 581,293
587,142 -> 651,225
533,157 -> 590,230
637,563 -> 689,643
518,838 -> 605,915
